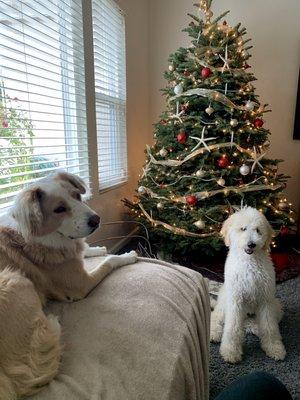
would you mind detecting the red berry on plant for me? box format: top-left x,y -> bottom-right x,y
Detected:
2,121 -> 8,128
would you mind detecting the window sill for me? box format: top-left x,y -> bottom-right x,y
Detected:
98,180 -> 128,195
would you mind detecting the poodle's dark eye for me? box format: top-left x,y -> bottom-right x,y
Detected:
76,193 -> 81,201
241,227 -> 247,231
54,205 -> 67,214
256,228 -> 261,235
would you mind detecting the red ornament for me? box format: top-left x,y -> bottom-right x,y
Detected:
217,156 -> 230,168
183,70 -> 190,77
201,67 -> 212,79
280,226 -> 290,236
160,184 -> 166,189
244,63 -> 251,69
160,119 -> 167,125
177,131 -> 187,144
223,20 -> 227,26
186,195 -> 198,206
2,121 -> 8,128
254,118 -> 264,128
181,104 -> 188,112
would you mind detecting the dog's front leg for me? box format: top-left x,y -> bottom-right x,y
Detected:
82,251 -> 138,297
257,302 -> 286,361
84,244 -> 107,258
220,303 -> 245,363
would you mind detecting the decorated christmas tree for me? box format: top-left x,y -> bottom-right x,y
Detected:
125,0 -> 295,256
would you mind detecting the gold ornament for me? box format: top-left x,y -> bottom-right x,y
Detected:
278,201 -> 288,210
217,178 -> 226,186
230,119 -> 239,127
196,169 -> 205,178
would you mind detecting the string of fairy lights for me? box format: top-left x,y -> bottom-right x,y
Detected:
132,0 -> 295,242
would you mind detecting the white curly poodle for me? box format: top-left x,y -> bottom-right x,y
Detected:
210,207 -> 286,363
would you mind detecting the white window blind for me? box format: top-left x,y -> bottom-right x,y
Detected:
0,0 -> 89,210
92,0 -> 127,190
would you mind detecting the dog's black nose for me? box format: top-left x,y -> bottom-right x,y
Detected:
88,214 -> 100,228
247,242 -> 256,249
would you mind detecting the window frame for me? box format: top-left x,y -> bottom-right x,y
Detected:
82,0 -> 128,197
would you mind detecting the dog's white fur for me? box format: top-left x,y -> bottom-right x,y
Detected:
0,172 -> 137,399
210,207 -> 286,363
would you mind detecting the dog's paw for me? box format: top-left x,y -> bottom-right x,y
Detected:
210,329 -> 222,343
262,341 -> 286,361
220,343 -> 243,364
122,250 -> 138,264
47,314 -> 61,337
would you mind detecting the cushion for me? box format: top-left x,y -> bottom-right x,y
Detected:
30,257 -> 210,400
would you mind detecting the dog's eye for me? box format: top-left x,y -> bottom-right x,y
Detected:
54,205 -> 67,214
256,228 -> 261,235
240,227 -> 247,231
76,193 -> 81,201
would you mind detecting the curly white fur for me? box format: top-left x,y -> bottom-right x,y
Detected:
210,207 -> 286,363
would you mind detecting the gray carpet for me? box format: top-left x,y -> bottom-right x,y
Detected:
209,276 -> 300,400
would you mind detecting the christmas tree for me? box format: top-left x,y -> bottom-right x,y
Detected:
125,0 -> 295,256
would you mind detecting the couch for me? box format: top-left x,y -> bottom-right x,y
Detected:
30,256 -> 210,400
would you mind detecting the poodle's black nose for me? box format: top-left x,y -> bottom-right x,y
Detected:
247,242 -> 256,249
88,214 -> 100,228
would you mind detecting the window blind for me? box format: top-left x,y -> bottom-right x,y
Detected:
92,0 -> 127,190
0,0 -> 89,210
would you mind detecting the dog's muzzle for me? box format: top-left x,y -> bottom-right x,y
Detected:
245,241 -> 256,255
87,213 -> 100,233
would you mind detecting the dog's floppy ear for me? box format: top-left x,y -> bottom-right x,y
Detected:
221,214 -> 234,247
13,187 -> 45,240
56,172 -> 87,194
262,217 -> 274,251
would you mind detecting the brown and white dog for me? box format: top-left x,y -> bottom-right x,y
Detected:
0,172 -> 137,399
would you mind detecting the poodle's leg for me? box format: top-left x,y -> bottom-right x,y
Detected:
210,303 -> 224,342
257,301 -> 286,361
220,303 -> 245,363
210,286 -> 225,342
274,298 -> 284,323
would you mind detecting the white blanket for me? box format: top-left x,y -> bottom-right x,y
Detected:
30,257 -> 210,400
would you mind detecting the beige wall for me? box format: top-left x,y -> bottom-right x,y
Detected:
88,0 -> 151,249
148,0 -> 300,211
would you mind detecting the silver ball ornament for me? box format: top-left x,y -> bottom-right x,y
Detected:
194,219 -> 205,229
168,65 -> 174,72
138,186 -> 146,194
174,83 -> 183,95
159,148 -> 168,157
157,202 -> 164,210
245,100 -> 255,111
240,164 -> 250,176
196,169 -> 205,178
230,119 -> 239,127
